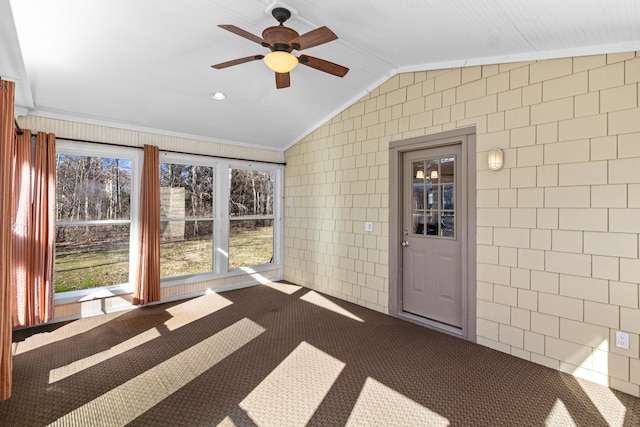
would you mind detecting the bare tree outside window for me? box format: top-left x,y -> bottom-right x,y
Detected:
159,162 -> 215,278
229,169 -> 274,269
55,154 -> 132,292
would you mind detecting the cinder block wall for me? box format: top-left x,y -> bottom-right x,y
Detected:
284,51 -> 640,396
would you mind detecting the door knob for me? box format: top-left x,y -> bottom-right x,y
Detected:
401,240 -> 410,247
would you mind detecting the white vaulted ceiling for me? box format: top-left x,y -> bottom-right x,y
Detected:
2,0 -> 640,150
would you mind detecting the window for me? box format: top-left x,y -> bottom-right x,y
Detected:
159,160 -> 215,278
229,168 -> 274,270
54,143 -> 283,297
55,143 -> 139,293
411,156 -> 456,238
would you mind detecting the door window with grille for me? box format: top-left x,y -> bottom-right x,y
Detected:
411,156 -> 456,238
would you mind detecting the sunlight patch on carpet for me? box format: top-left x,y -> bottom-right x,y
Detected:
47,293 -> 233,384
216,416 -> 237,427
346,377 -> 449,426
545,398 -> 578,427
300,290 -> 364,322
48,328 -> 162,384
48,318 -> 265,427
576,376 -> 633,426
264,281 -> 303,295
163,292 -> 232,331
13,311 -> 128,356
558,337 -> 634,425
240,341 -> 345,426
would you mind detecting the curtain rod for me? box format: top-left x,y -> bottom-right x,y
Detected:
55,136 -> 286,166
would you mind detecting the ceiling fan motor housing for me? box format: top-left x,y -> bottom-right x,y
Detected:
262,26 -> 299,52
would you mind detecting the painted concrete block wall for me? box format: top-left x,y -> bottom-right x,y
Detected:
284,51 -> 640,396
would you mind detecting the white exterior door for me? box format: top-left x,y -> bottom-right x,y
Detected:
401,144 -> 463,328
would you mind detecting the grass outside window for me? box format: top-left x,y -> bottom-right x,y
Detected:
55,227 -> 273,292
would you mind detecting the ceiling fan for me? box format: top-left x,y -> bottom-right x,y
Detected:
211,7 -> 349,89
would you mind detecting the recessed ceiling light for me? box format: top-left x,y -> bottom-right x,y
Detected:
211,91 -> 226,101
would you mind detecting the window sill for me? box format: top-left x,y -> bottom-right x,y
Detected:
54,284 -> 133,306
160,264 -> 280,288
54,264 -> 281,305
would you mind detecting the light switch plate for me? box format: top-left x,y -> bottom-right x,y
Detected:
365,222 -> 373,232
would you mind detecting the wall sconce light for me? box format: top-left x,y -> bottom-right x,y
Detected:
488,148 -> 504,171
416,170 -> 425,179
430,170 -> 439,180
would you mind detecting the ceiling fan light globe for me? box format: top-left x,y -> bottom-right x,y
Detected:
264,51 -> 298,73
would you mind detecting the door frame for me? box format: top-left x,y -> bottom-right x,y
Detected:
389,127 -> 477,342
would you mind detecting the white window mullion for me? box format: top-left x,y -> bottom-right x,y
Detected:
273,167 -> 284,270
128,149 -> 142,288
215,162 -> 230,274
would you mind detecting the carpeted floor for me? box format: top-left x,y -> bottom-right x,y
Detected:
1,282 -> 639,426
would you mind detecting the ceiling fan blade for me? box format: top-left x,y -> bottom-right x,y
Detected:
218,24 -> 267,46
211,55 -> 264,69
290,26 -> 337,50
275,72 -> 290,89
299,55 -> 349,77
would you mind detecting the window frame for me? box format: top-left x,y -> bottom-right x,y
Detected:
158,154 -> 284,288
54,141 -> 142,305
227,164 -> 278,272
53,144 -> 284,303
158,152 -> 217,281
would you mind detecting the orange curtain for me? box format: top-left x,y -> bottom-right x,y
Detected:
133,144 -> 160,305
32,133 -> 55,322
32,132 -> 56,323
11,131 -> 56,327
12,130 -> 32,326
1,80 -> 16,401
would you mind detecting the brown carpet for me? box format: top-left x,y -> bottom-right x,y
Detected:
1,283 -> 639,426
